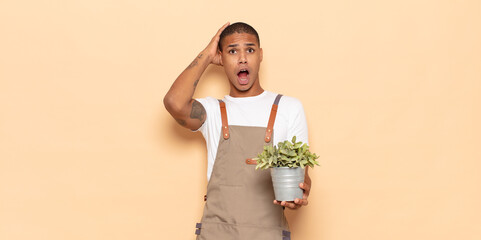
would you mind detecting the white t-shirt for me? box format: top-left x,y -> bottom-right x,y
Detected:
196,90 -> 309,181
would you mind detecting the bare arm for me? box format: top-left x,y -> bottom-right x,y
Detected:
164,23 -> 229,130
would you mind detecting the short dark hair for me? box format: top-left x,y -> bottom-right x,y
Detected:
218,22 -> 260,51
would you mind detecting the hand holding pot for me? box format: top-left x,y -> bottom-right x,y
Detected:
274,168 -> 311,210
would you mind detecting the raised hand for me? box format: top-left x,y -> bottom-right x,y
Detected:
203,22 -> 230,66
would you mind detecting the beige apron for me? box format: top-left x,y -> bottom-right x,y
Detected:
195,94 -> 291,240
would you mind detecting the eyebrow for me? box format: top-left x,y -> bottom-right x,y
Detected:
227,43 -> 257,48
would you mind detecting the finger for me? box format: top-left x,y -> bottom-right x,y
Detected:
214,22 -> 230,38
303,192 -> 309,200
273,200 -> 281,205
283,201 -> 300,209
304,169 -> 312,185
294,198 -> 308,206
300,182 -> 311,192
281,201 -> 294,209
300,182 -> 311,196
210,22 -> 230,47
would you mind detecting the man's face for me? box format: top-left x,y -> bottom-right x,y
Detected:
220,33 -> 263,97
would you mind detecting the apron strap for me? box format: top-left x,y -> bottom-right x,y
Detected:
218,100 -> 230,139
265,94 -> 283,143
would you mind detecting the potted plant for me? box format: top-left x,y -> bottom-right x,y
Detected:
254,136 -> 320,202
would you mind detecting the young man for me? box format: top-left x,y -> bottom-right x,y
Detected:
164,22 -> 311,239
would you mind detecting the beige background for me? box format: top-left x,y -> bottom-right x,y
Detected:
1,0 -> 480,239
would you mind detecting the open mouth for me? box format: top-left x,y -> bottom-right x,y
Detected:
237,69 -> 249,85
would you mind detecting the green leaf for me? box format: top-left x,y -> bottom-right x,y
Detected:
254,136 -> 320,169
279,149 -> 289,155
288,150 -> 296,157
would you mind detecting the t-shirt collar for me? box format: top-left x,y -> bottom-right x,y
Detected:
224,90 -> 268,102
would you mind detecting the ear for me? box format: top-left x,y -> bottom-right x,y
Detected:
259,48 -> 263,62
218,49 -> 223,66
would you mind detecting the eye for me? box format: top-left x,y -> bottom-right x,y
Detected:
228,49 -> 236,54
247,48 -> 255,53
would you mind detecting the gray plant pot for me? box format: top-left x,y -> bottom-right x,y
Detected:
270,167 -> 305,202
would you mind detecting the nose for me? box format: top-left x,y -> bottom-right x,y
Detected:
238,52 -> 247,64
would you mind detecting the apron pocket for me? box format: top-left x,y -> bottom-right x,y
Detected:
219,185 -> 244,222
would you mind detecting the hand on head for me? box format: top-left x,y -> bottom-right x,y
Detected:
203,22 -> 230,66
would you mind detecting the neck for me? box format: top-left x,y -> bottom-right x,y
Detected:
229,82 -> 264,98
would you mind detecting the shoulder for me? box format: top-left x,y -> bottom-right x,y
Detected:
277,94 -> 306,122
260,91 -> 302,106
278,94 -> 304,109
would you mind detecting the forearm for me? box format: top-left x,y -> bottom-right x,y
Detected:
164,22 -> 229,130
164,51 -> 212,114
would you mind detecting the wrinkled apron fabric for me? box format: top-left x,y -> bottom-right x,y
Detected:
195,95 -> 290,240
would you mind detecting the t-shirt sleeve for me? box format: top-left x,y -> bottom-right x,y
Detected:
192,97 -> 220,134
192,97 -> 222,180
287,98 -> 309,145
192,97 -> 209,133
